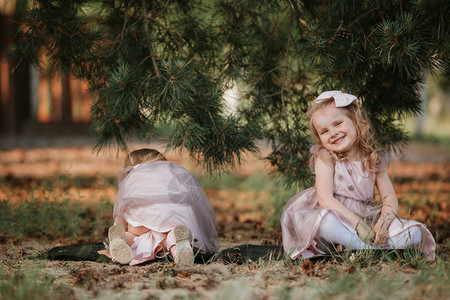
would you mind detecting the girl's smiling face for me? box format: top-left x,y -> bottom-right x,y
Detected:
312,104 -> 359,159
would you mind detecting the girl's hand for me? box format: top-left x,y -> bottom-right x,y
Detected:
356,221 -> 375,243
375,169 -> 399,246
373,216 -> 392,245
373,226 -> 389,245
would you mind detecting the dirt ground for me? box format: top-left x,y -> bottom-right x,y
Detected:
0,141 -> 449,299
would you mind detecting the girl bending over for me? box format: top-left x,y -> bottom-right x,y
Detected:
99,148 -> 220,266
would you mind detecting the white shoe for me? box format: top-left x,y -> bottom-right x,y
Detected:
108,224 -> 126,242
172,225 -> 194,267
108,224 -> 132,265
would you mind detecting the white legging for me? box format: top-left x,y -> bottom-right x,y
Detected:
316,213 -> 422,250
387,224 -> 422,249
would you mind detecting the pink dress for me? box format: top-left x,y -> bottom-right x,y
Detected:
281,148 -> 436,260
113,161 -> 220,265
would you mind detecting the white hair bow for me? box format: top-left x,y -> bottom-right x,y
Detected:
314,90 -> 358,107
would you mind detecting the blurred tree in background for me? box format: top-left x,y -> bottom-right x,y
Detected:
9,0 -> 449,187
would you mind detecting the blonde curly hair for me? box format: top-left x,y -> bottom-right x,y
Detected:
308,97 -> 382,172
124,148 -> 167,167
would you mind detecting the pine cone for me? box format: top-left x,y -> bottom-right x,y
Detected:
337,27 -> 351,39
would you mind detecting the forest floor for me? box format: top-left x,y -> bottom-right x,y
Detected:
0,141 -> 449,299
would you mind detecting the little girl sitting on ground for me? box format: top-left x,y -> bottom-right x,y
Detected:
281,91 -> 436,260
99,148 -> 220,266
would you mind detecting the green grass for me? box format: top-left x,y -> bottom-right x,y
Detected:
197,172 -> 276,192
198,171 -> 298,234
0,270 -> 73,300
0,197 -> 113,240
0,177 -> 113,241
1,166 -> 445,244
206,251 -> 449,300
315,256 -> 448,300
0,142 -> 448,299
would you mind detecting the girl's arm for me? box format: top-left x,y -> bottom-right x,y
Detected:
315,149 -> 374,242
373,169 -> 399,244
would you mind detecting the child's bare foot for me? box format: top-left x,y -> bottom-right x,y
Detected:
171,225 -> 194,267
97,249 -> 112,259
108,224 -> 132,265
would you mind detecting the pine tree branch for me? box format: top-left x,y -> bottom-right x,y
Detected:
142,0 -> 160,78
10,0 -> 447,181
374,0 -> 386,23
143,15 -> 186,44
347,8 -> 379,28
280,16 -> 293,132
106,1 -> 133,60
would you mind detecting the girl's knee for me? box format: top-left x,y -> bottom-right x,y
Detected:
400,225 -> 422,244
320,213 -> 355,234
128,224 -> 150,236
124,231 -> 137,246
125,225 -> 151,246
318,213 -> 336,233
409,226 -> 423,245
387,225 -> 423,248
